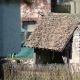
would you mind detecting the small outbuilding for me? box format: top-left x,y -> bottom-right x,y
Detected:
24,13 -> 80,64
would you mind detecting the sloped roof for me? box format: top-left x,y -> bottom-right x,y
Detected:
24,13 -> 78,52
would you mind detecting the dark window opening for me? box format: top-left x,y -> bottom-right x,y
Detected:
53,37 -> 73,64
51,0 -> 71,13
34,37 -> 73,64
21,32 -> 25,41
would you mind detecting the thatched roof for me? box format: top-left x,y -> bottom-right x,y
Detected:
24,13 -> 78,52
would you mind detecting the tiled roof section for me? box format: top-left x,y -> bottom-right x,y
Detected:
24,13 -> 78,52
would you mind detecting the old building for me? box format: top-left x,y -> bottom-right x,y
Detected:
21,0 -> 71,45
24,13 -> 80,64
21,0 -> 80,63
19,0 -> 51,58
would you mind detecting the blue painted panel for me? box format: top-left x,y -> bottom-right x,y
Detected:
0,5 -> 3,54
0,1 -> 21,56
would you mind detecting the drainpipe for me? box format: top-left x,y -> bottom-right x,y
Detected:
73,0 -> 80,14
70,1 -> 76,14
75,1 -> 80,14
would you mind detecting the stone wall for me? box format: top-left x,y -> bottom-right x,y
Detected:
70,25 -> 80,63
21,0 -> 51,23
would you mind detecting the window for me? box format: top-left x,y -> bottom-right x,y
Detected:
21,32 -> 25,41
22,21 -> 36,40
51,0 -> 70,13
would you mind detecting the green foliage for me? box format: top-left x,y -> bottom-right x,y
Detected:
0,0 -> 32,5
0,78 -> 2,80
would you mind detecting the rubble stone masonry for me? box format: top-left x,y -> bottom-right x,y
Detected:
21,0 -> 51,23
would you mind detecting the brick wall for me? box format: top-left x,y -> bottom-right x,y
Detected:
21,0 -> 51,23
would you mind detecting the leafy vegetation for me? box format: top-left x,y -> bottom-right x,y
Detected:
0,0 -> 32,5
2,63 -> 80,80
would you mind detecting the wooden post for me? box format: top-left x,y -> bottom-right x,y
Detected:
24,32 -> 27,40
33,52 -> 39,64
33,52 -> 36,64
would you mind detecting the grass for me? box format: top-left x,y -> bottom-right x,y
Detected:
2,63 -> 80,80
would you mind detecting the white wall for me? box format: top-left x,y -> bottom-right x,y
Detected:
70,0 -> 80,14
70,1 -> 76,14
76,2 -> 80,14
